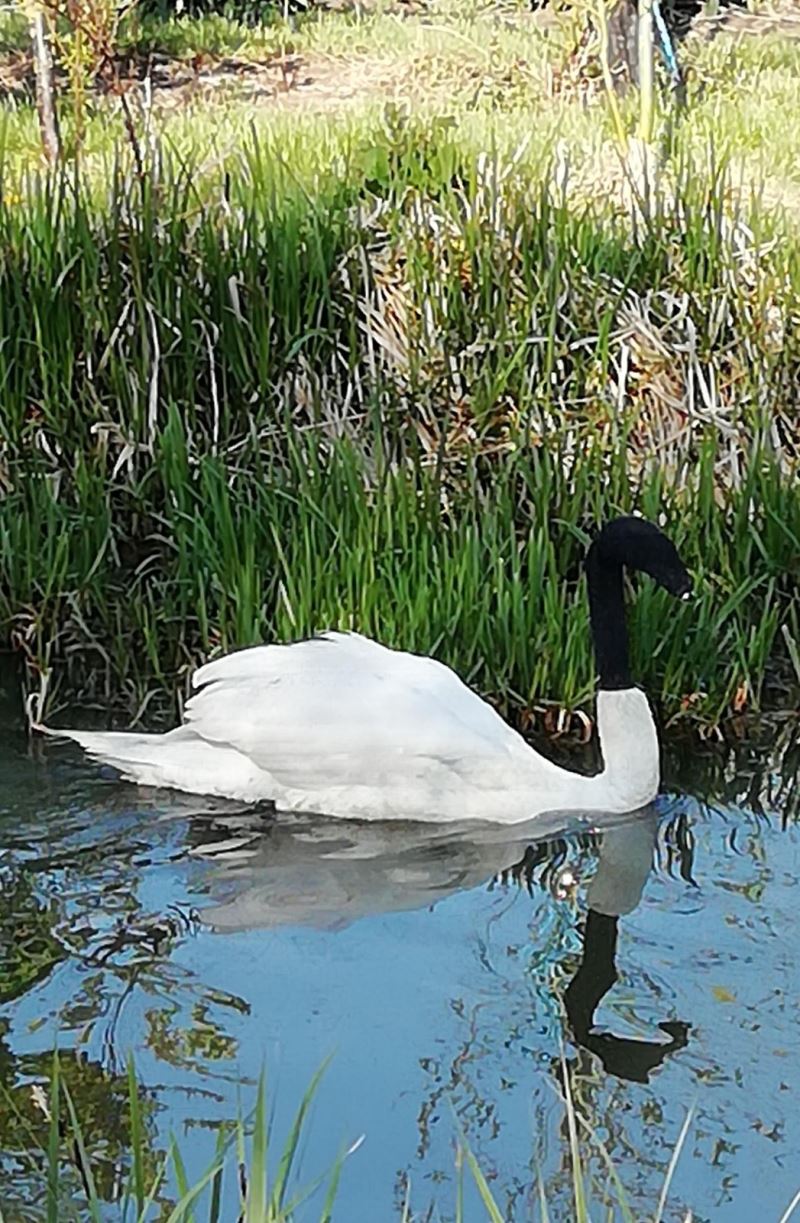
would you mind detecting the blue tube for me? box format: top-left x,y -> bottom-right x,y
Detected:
652,0 -> 682,84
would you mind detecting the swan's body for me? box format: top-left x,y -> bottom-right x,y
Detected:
45,631 -> 659,822
40,516 -> 691,824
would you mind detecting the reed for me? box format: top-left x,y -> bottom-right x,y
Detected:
0,1051 -> 688,1221
1,118 -> 799,731
13,1050 -> 800,1221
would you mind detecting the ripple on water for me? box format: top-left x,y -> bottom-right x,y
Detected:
0,741 -> 799,1222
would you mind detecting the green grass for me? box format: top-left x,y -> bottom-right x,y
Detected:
1,1054 -> 344,1222
1,2 -> 800,729
1,122 -> 799,729
2,0 -> 800,204
0,1050 -> 695,1221
8,1048 -> 800,1221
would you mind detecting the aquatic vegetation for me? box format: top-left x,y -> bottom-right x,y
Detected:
0,1047 -> 160,1210
8,1050 -> 799,1220
0,1058 -> 353,1221
0,1052 -> 696,1221
0,126 -> 799,731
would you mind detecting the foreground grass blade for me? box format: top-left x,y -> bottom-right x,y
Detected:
560,1058 -> 588,1222
128,1054 -> 146,1218
457,1141 -> 504,1223
46,1054 -> 60,1223
653,1106 -> 695,1223
61,1082 -> 103,1223
779,1187 -> 800,1223
244,1070 -> 268,1223
271,1058 -> 331,1215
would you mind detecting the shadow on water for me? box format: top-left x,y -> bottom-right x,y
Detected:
1,654 -> 800,1219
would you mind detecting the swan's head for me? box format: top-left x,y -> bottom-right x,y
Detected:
591,517 -> 692,599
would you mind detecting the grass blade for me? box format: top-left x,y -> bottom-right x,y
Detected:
653,1106 -> 694,1223
46,1054 -> 60,1223
127,1054 -> 146,1218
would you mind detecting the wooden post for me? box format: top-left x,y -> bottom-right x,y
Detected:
30,8 -> 60,163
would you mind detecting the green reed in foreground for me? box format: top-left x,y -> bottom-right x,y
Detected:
7,1050 -> 800,1222
0,126 -> 799,729
0,1051 -> 693,1222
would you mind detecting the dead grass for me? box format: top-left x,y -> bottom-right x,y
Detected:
139,51 -> 404,115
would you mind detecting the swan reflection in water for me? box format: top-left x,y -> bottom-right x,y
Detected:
563,810 -> 689,1083
183,802 -> 689,1083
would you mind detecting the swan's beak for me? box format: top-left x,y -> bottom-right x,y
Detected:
674,573 -> 693,601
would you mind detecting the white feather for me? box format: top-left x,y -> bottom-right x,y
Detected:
41,631 -> 660,823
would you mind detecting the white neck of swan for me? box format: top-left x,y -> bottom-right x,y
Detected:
594,687 -> 660,810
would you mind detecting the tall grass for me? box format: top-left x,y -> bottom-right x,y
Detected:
3,1055 -> 343,1222
11,1050 -> 800,1221
0,1050 -> 700,1222
1,124 -> 799,729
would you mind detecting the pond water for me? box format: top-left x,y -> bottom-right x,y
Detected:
1,686 -> 799,1221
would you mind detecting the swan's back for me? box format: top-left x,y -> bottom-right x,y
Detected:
183,632 -> 551,819
187,632 -> 532,763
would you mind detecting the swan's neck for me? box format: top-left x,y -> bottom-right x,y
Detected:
586,545 -> 631,690
584,540 -> 660,808
593,688 -> 660,810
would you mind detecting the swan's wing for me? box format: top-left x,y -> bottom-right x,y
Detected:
185,632 -> 532,789
191,632 -> 383,690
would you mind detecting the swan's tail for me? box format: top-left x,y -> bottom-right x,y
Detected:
35,723 -> 191,784
34,722 -> 271,800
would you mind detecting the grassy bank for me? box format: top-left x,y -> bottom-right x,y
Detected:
1,3 -> 800,731
2,0 -> 800,202
1,141 -> 799,731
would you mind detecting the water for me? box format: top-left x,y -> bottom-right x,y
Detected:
1,711 -> 799,1222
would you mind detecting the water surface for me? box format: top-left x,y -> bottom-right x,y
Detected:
1,713 -> 799,1221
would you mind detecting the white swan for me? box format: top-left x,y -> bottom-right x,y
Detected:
40,516 -> 691,822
